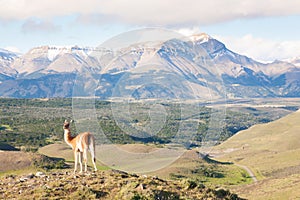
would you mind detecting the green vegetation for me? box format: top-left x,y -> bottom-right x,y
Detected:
1,98 -> 299,199
31,154 -> 67,170
1,98 -> 290,151
0,124 -> 13,131
153,150 -> 253,188
0,98 -> 73,149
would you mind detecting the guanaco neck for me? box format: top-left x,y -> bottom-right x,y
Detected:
64,128 -> 75,149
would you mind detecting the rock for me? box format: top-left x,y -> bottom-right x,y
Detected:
112,169 -> 129,176
19,173 -> 34,182
26,173 -> 34,179
100,179 -> 105,184
121,174 -> 129,178
19,177 -> 28,182
35,171 -> 45,177
132,174 -> 139,178
55,187 -> 64,191
73,175 -> 79,179
140,183 -> 146,190
5,174 -> 16,179
43,184 -> 51,190
152,176 -> 165,182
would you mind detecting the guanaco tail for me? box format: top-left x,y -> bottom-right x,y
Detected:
63,120 -> 97,173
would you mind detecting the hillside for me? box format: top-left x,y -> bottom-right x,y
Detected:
0,151 -> 244,200
40,143 -> 254,187
0,151 -> 32,172
211,110 -> 300,199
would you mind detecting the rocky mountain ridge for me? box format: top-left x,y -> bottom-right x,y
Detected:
1,34 -> 300,99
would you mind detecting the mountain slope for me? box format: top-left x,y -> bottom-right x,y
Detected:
0,48 -> 19,81
212,110 -> 300,199
1,34 -> 300,98
0,73 -> 76,98
11,46 -> 100,76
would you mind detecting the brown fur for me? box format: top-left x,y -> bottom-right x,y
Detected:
63,120 -> 97,173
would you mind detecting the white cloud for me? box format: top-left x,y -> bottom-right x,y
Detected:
1,0 -> 300,60
0,0 -> 300,25
177,27 -> 202,36
21,18 -> 61,33
214,34 -> 300,62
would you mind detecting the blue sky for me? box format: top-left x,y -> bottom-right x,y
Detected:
1,0 -> 300,62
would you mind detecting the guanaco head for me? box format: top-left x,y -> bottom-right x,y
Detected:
63,120 -> 70,129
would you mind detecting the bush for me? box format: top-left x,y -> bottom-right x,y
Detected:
32,154 -> 67,170
152,190 -> 180,200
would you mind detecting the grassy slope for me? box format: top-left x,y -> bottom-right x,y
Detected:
38,143 -> 109,171
151,149 -> 253,187
0,151 -> 33,173
0,144 -> 245,199
40,143 -> 253,189
212,110 -> 300,199
39,143 -> 74,161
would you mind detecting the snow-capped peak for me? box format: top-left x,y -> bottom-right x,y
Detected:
0,48 -> 20,61
48,46 -> 94,61
0,48 -> 19,76
284,56 -> 300,67
0,48 -> 13,54
189,33 -> 212,43
27,45 -> 94,61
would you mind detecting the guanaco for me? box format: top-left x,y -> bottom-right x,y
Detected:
63,120 -> 97,173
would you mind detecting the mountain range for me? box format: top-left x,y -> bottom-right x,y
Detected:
1,33 -> 300,99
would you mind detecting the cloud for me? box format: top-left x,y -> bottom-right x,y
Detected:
0,0 -> 300,26
76,13 -> 119,25
177,27 -> 202,36
21,18 -> 61,33
214,34 -> 300,62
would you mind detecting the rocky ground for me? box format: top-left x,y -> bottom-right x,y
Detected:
0,169 -> 244,200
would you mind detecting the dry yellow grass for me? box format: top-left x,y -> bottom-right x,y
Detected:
0,169 -> 244,200
0,151 -> 32,172
212,110 -> 300,199
117,143 -> 160,153
40,143 -> 251,188
39,143 -> 73,161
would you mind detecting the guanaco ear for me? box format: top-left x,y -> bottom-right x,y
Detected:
63,120 -> 70,129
